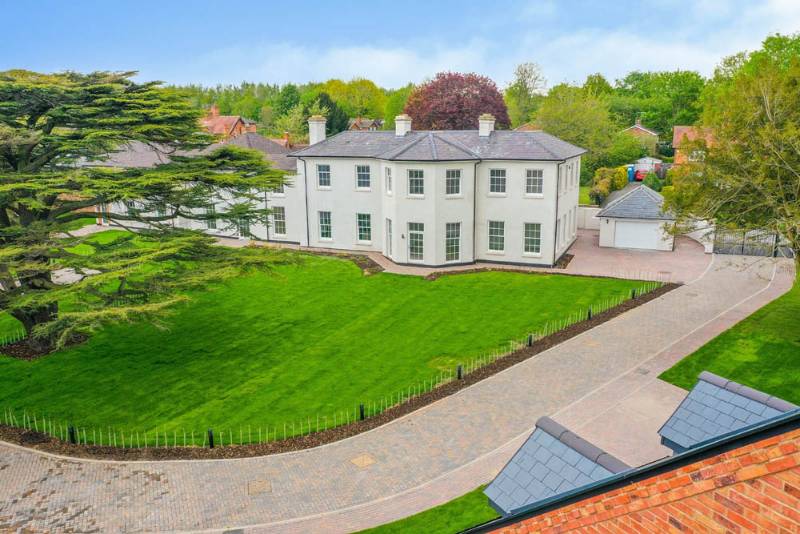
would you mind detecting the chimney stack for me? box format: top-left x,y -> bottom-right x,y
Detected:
209,104 -> 219,117
395,114 -> 412,136
308,115 -> 327,145
478,114 -> 495,137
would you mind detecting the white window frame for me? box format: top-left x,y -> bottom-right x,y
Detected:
488,220 -> 505,253
523,222 -> 542,256
408,169 -> 425,197
525,169 -> 544,196
356,213 -> 372,243
445,169 -> 462,197
385,167 -> 393,195
318,210 -> 332,240
356,164 -> 371,190
489,169 -> 507,195
272,206 -> 286,236
408,222 -> 424,262
445,222 -> 461,262
317,164 -> 331,189
272,183 -> 285,196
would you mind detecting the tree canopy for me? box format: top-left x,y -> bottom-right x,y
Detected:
0,70 -> 287,354
504,62 -> 546,127
404,72 -> 510,130
665,33 -> 800,264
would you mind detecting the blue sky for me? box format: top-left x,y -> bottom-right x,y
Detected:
3,0 -> 799,88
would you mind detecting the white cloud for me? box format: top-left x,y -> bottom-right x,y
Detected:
163,0 -> 800,88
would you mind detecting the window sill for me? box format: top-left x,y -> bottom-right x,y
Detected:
270,193 -> 286,198
319,237 -> 333,242
356,240 -> 372,246
407,194 -> 425,199
273,233 -> 287,238
355,187 -> 372,192
523,252 -> 543,258
488,193 -> 507,198
445,194 -> 464,199
486,250 -> 505,256
317,186 -> 332,191
524,193 -> 544,199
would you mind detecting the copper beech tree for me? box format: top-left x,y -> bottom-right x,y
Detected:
404,72 -> 510,130
0,70 -> 289,354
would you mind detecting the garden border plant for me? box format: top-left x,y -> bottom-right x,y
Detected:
0,280 -> 676,460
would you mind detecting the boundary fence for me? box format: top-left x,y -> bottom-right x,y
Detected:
1,281 -> 664,448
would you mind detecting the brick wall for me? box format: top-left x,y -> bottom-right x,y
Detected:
490,428 -> 800,533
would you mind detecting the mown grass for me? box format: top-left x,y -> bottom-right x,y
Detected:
579,185 -> 594,205
357,486 -> 498,534
0,231 -> 643,440
660,278 -> 800,403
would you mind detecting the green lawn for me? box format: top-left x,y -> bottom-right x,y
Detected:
358,486 -> 498,534
0,232 -> 644,441
660,278 -> 800,403
579,185 -> 594,205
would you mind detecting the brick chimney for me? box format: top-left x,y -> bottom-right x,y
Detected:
395,114 -> 412,136
283,131 -> 290,148
308,115 -> 327,145
209,104 -> 219,117
478,113 -> 495,137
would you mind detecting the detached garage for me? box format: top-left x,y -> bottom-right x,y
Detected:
597,184 -> 675,251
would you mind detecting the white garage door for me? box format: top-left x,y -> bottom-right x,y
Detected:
614,220 -> 662,250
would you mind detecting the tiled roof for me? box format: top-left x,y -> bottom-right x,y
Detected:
658,371 -> 797,452
200,114 -> 244,136
672,125 -> 714,148
623,123 -> 658,136
85,133 -> 296,172
289,130 -> 586,162
597,183 -> 674,221
484,417 -> 629,516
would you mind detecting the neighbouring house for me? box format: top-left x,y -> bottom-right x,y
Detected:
272,113 -> 585,267
672,125 -> 714,165
596,183 -> 675,251
473,372 -> 800,533
633,156 -> 662,175
348,117 -> 384,131
621,117 -> 658,155
199,104 -> 258,139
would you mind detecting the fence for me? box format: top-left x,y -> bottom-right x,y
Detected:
2,281 -> 664,449
713,229 -> 795,258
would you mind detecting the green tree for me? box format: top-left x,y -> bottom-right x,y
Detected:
582,73 -> 613,96
274,84 -> 300,117
504,62 -> 546,127
321,78 -> 386,118
315,92 -> 349,135
0,70 -> 287,354
536,84 -> 616,183
665,34 -> 800,265
383,84 -> 414,129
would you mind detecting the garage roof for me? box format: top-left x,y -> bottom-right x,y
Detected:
597,184 -> 674,221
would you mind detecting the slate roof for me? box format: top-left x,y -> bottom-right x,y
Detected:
289,130 -> 586,162
484,417 -> 629,516
596,183 -> 674,221
85,134 -> 297,172
658,371 -> 797,452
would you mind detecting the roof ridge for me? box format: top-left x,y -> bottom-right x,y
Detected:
536,417 -> 629,473
381,133 -> 427,159
600,184 -> 643,212
433,132 -> 480,158
698,372 -> 797,411
428,132 -> 438,160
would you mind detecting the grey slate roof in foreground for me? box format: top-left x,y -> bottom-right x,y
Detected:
484,417 -> 629,516
596,183 -> 674,221
658,371 -> 797,453
289,130 -> 586,161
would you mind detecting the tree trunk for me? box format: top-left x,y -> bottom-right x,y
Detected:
10,302 -> 59,354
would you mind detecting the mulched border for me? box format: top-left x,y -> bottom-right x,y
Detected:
0,282 -> 678,461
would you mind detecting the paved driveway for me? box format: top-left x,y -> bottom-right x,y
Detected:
0,254 -> 793,533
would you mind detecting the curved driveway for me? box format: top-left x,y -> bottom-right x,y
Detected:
0,254 -> 795,533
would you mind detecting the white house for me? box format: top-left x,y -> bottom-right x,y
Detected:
596,183 -> 675,251
98,114 -> 586,267
254,113 -> 585,267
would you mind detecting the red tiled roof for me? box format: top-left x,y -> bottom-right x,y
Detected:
200,115 -> 244,136
672,125 -> 714,148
